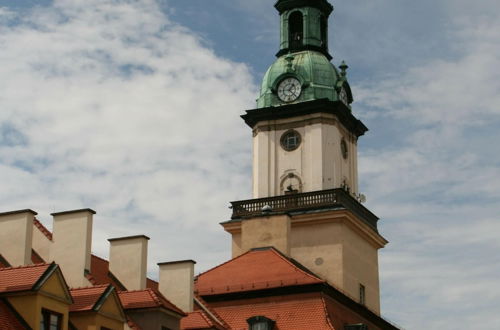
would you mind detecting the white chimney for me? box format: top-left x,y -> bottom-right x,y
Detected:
50,209 -> 95,288
108,235 -> 149,291
158,260 -> 196,313
0,209 -> 36,266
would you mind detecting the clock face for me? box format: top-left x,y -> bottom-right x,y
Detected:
339,86 -> 349,105
277,77 -> 302,102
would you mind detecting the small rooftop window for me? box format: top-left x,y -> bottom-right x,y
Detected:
247,316 -> 275,330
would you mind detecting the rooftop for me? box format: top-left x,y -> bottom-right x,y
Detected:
195,247 -> 323,296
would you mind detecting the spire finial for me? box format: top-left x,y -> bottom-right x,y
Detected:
339,61 -> 349,77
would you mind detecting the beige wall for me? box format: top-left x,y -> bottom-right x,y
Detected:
224,209 -> 386,314
50,209 -> 94,288
252,113 -> 359,198
0,210 -> 36,266
32,221 -> 52,262
240,214 -> 291,256
109,235 -> 149,291
158,260 -> 195,313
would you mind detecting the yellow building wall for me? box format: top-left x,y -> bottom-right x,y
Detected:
8,269 -> 71,330
8,294 -> 70,330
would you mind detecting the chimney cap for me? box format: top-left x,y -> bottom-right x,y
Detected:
0,209 -> 38,216
108,235 -> 150,242
51,208 -> 96,216
158,260 -> 196,266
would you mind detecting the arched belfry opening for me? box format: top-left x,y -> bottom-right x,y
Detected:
288,11 -> 303,50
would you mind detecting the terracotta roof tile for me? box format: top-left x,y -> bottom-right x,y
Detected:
126,316 -> 142,330
0,263 -> 50,293
212,293 -> 335,330
69,285 -> 109,312
195,248 -> 323,295
31,249 -> 45,264
118,288 -> 186,316
181,311 -> 221,329
0,299 -> 28,329
86,255 -> 126,290
33,218 -> 53,240
0,255 -> 11,268
192,295 -> 229,329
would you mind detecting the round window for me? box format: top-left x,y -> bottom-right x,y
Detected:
280,130 -> 301,151
341,138 -> 348,159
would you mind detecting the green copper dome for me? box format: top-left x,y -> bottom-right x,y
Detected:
257,50 -> 351,108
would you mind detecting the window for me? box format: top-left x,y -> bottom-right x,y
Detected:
247,316 -> 275,330
340,138 -> 348,159
40,309 -> 62,330
288,11 -> 303,50
359,284 -> 366,305
280,130 -> 301,151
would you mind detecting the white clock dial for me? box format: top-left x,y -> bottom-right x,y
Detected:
277,77 -> 302,102
339,86 -> 349,105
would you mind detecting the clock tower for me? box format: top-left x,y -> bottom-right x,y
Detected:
223,0 -> 388,315
250,0 -> 362,199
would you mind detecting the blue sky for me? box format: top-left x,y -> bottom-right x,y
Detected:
0,0 -> 499,329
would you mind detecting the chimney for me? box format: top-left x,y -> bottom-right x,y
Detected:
0,209 -> 36,266
108,235 -> 149,291
158,260 -> 196,313
50,209 -> 95,288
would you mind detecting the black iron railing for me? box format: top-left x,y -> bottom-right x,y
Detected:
230,188 -> 379,231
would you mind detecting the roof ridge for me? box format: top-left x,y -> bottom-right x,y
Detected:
267,247 -> 324,283
320,293 -> 336,330
118,288 -> 151,294
194,294 -> 229,329
151,288 -> 186,316
195,248 -> 262,280
90,253 -> 108,262
0,262 -> 49,271
33,218 -> 53,240
70,284 -> 109,291
147,288 -> 162,305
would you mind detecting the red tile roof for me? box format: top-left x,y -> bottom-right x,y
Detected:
0,299 -> 27,329
0,255 -> 11,268
212,293 -> 335,330
182,311 -> 224,330
126,316 -> 142,330
0,263 -> 51,293
193,295 -> 229,329
69,285 -> 110,312
195,248 -> 324,295
32,221 -> 160,292
118,288 -> 186,316
33,218 -> 53,240
31,249 -> 45,264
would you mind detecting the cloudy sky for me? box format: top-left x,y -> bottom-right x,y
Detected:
0,0 -> 499,328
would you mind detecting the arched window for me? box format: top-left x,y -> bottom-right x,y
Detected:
288,11 -> 303,50
320,15 -> 328,47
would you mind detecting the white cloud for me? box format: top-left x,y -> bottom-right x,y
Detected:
0,0 -> 257,271
354,4 -> 500,329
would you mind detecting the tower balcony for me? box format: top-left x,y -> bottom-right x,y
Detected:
230,188 -> 379,232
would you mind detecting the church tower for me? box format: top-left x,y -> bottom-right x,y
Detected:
252,0 -> 361,198
222,0 -> 388,315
